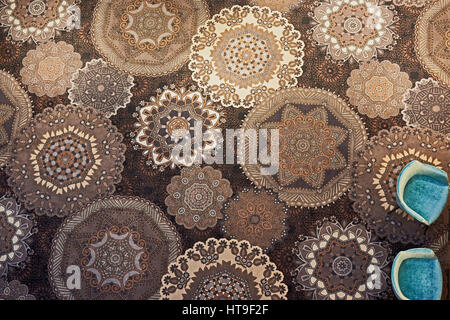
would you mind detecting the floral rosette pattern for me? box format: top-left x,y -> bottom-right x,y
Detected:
346,60 -> 412,119
350,126 -> 450,244
160,238 -> 288,300
7,105 -> 126,217
0,0 -> 75,43
310,0 -> 396,62
0,70 -> 32,167
0,196 -> 35,276
133,86 -> 222,168
242,87 -> 367,208
221,188 -> 288,251
189,5 -> 304,108
165,166 -> 233,230
49,196 -> 182,299
292,219 -> 390,300
91,0 -> 210,77
20,41 -> 82,97
0,279 -> 35,300
68,59 -> 135,118
402,78 -> 450,136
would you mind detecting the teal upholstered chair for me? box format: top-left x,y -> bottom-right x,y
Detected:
396,160 -> 449,225
392,248 -> 443,300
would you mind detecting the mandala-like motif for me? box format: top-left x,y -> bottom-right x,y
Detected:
242,87 -> 367,208
133,86 -> 222,168
165,166 -> 233,230
221,188 -> 287,251
7,105 -> 126,217
160,238 -> 288,300
20,41 -> 82,97
68,59 -> 135,118
0,279 -> 35,300
346,60 -> 412,119
415,0 -> 450,87
0,196 -> 34,276
120,0 -> 181,51
0,70 -> 32,167
91,0 -> 209,77
0,0 -> 75,43
350,126 -> 450,245
250,0 -> 302,13
310,0 -> 396,62
189,5 -> 304,108
81,226 -> 149,292
49,196 -> 182,299
292,219 -> 390,300
402,78 -> 450,135
393,0 -> 435,7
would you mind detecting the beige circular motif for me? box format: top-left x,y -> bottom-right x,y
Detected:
20,41 -> 82,97
242,87 -> 367,208
0,70 -> 32,167
311,0 -> 396,62
189,5 -> 304,108
92,0 -> 209,77
415,0 -> 450,88
346,60 -> 412,119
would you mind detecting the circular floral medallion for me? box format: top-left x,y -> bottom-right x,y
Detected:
402,78 -> 450,136
0,70 -> 32,167
7,105 -> 126,217
0,0 -> 75,43
91,0 -> 209,77
0,196 -> 35,276
292,219 -> 390,300
68,59 -> 135,118
250,0 -> 302,13
350,126 -> 450,244
242,87 -> 367,208
49,196 -> 182,299
221,188 -> 288,251
310,0 -> 396,62
120,0 -> 181,51
0,279 -> 35,300
415,0 -> 450,88
165,166 -> 233,230
189,5 -> 304,108
160,238 -> 287,300
132,86 -> 223,169
346,60 -> 412,119
20,41 -> 82,97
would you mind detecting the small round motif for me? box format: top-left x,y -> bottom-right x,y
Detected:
346,60 -> 412,119
69,59 -> 135,118
165,166 -> 233,230
402,78 -> 449,135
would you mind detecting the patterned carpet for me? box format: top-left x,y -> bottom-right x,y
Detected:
0,0 -> 448,300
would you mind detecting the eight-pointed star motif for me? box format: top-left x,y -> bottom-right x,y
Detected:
263,105 -> 347,188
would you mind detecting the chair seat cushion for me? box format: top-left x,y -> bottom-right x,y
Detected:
398,258 -> 443,300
